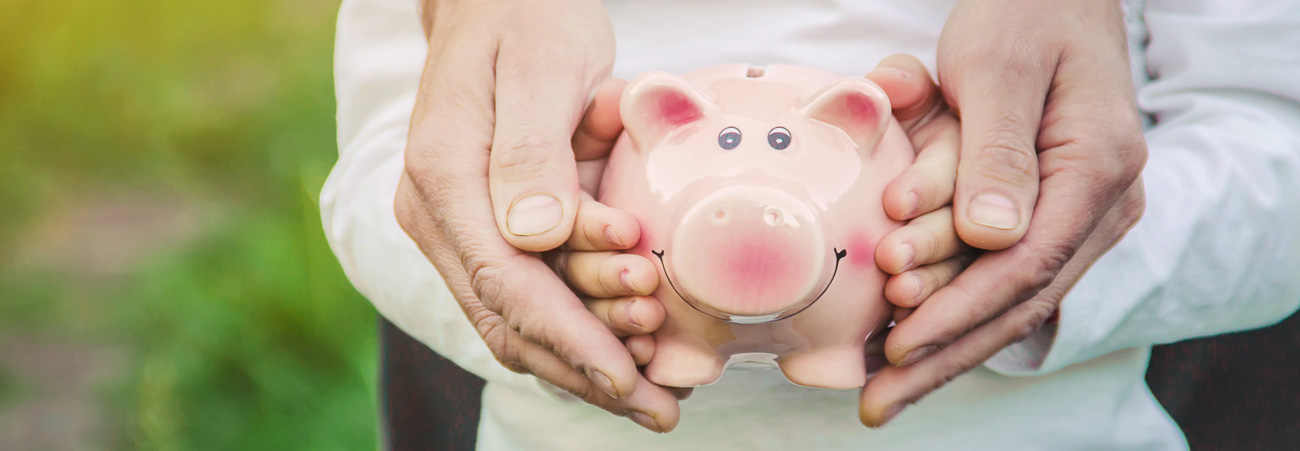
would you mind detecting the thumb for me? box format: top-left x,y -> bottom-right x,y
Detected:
489,63 -> 602,253
942,52 -> 1055,250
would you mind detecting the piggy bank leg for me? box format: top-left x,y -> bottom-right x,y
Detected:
644,334 -> 727,388
777,345 -> 867,390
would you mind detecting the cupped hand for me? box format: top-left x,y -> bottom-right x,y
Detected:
396,0 -> 679,432
857,0 -> 1148,427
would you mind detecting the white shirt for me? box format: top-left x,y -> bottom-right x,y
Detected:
321,0 -> 1300,449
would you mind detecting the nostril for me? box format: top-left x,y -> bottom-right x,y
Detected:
763,207 -> 784,226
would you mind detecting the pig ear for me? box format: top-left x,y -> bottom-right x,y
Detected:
797,78 -> 892,154
621,72 -> 718,150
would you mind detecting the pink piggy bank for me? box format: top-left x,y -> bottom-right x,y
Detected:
597,64 -> 915,390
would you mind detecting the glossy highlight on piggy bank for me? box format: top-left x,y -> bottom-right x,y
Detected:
597,65 -> 915,389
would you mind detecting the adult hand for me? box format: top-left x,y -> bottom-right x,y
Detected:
396,0 -> 679,432
858,0 -> 1149,427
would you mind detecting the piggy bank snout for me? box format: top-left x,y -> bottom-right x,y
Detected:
669,187 -> 827,319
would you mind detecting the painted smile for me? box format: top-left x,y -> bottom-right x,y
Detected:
651,248 -> 848,321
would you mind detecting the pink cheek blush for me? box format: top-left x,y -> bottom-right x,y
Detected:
847,233 -> 876,269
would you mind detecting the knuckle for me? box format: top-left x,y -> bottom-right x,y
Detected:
403,146 -> 453,195
1031,248 -> 1069,287
936,353 -> 982,390
1017,300 -> 1058,338
974,130 -> 1038,187
1118,189 -> 1146,230
394,191 -> 419,233
493,132 -> 565,183
938,257 -> 965,282
1071,125 -> 1147,192
603,301 -> 622,328
1087,138 -> 1139,188
597,260 -> 624,296
1116,133 -> 1149,183
1011,244 -> 1068,293
550,251 -> 575,281
476,317 -> 526,373
1024,301 -> 1055,330
465,252 -> 510,311
913,225 -> 941,261
570,384 -> 600,405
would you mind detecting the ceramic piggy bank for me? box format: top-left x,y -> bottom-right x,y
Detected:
597,64 -> 916,389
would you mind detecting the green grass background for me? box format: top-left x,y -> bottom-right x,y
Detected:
0,0 -> 379,448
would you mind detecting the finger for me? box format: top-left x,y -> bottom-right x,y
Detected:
515,332 -> 681,432
864,181 -> 1143,426
859,295 -> 1057,427
550,251 -> 658,298
864,324 -> 893,376
572,79 -> 628,162
876,207 -> 962,274
626,334 -> 656,366
577,159 -> 608,196
584,296 -> 665,337
471,250 -> 641,399
884,255 -> 972,309
881,161 -> 1128,366
669,387 -> 694,401
565,192 -> 641,251
881,112 -> 960,221
943,49 -> 1055,251
892,307 -> 915,324
868,55 -> 961,221
489,45 -> 601,253
865,54 -> 943,131
881,242 -> 1044,367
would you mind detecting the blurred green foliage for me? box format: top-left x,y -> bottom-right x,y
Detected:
0,0 -> 379,449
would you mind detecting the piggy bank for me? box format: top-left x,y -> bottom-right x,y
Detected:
597,64 -> 916,389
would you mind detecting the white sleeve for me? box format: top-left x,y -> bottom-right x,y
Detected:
319,0 -> 530,387
987,0 -> 1300,375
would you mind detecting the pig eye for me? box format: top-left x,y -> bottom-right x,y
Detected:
718,126 -> 742,150
768,127 -> 792,150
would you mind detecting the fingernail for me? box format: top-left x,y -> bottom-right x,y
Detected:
603,224 -> 625,247
625,298 -> 643,330
898,345 -> 937,367
899,243 -> 915,271
587,368 -> 620,398
627,411 -> 663,433
904,190 -> 919,217
967,193 -> 1019,230
865,354 -> 889,374
620,268 -> 640,294
507,194 -> 563,236
882,403 -> 906,424
880,66 -> 910,81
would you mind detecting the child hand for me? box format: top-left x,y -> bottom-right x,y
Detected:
870,55 -> 975,323
546,79 -> 691,429
544,192 -> 666,363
